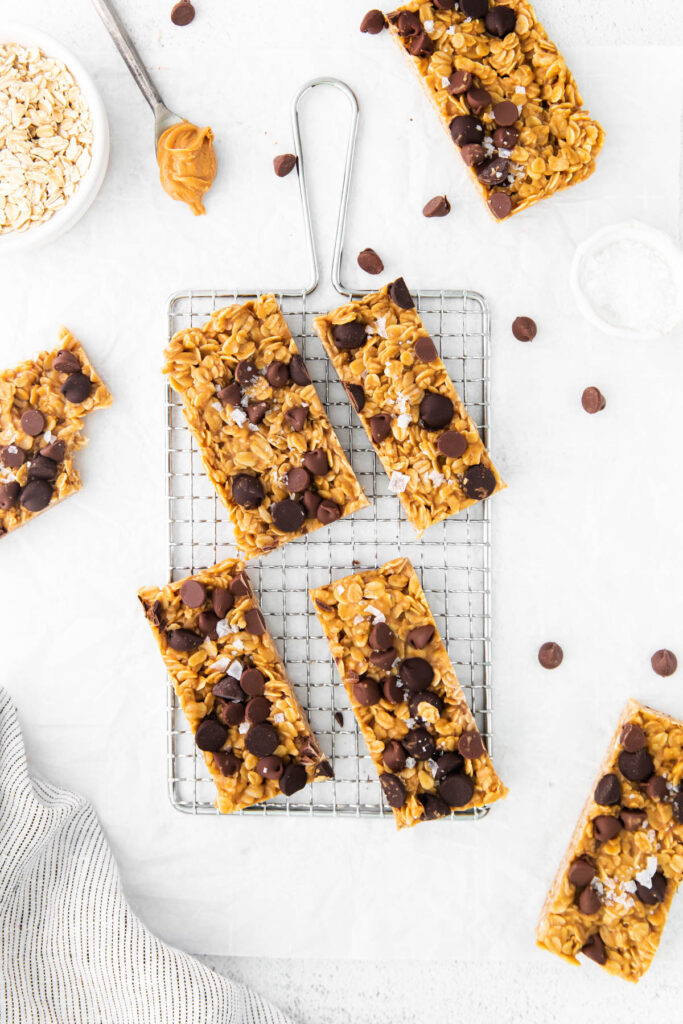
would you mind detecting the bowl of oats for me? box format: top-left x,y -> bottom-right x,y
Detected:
0,24 -> 109,251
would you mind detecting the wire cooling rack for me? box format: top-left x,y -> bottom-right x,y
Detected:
165,80 -> 495,819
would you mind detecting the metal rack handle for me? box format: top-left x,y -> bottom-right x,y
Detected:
290,78 -> 359,297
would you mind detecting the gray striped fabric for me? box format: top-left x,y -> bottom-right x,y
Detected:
0,688 -> 294,1024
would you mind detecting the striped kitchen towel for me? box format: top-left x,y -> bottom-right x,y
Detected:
0,688 -> 293,1024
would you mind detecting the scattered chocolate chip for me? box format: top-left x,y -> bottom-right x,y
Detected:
636,870 -> 667,906
27,455 -> 58,481
620,722 -> 646,752
285,466 -> 311,493
244,608 -> 266,635
217,382 -> 242,407
409,31 -> 433,57
437,430 -> 468,458
230,573 -> 251,597
538,641 -> 563,669
213,750 -> 240,777
166,628 -> 203,652
171,1 -> 195,26
673,791 -> 683,824
280,762 -> 307,796
302,449 -> 330,476
20,409 -> 45,436
317,499 -> 341,526
466,87 -> 491,115
461,0 -> 488,16
240,668 -> 265,696
618,748 -> 654,783
195,719 -> 227,752
447,70 -> 473,96
332,320 -> 367,351
334,710 -> 344,727
369,414 -> 392,444
420,793 -> 450,820
284,406 -> 308,431
266,361 -> 290,388
458,731 -> 486,760
420,392 -> 453,430
232,474 -> 265,509
422,195 -> 451,218
52,349 -> 81,373
435,751 -> 464,779
246,695 -> 271,724
289,354 -> 311,386
578,886 -> 601,915
39,440 -> 66,462
477,157 -> 510,186
594,773 -> 622,806
273,154 -> 297,178
369,622 -> 394,652
460,143 -> 487,167
0,481 -> 20,510
463,464 -> 497,501
369,647 -> 397,670
485,5 -> 517,37
581,387 -> 606,414
406,624 -> 435,649
433,0 -> 456,8
449,115 -> 484,147
213,675 -> 246,701
440,772 -> 474,807
414,336 -> 438,362
400,657 -> 434,691
271,498 -> 305,533
493,126 -> 519,149
512,316 -> 537,341
360,8 -> 386,33
20,479 -> 53,512
146,600 -> 165,629
620,808 -> 647,831
212,588 -> 234,618
388,277 -> 414,309
302,490 -> 321,518
403,726 -> 436,761
409,690 -> 443,718
646,775 -> 667,801
395,11 -> 421,35
257,755 -> 283,779
353,677 -> 382,706
61,372 -> 92,404
593,815 -> 621,843
1,444 -> 25,469
357,247 -> 384,274
568,857 -> 595,887
581,934 -> 606,966
216,699 -> 244,727
247,401 -> 267,424
651,649 -> 677,677
179,579 -> 206,608
383,739 -> 407,771
235,359 -> 259,386
383,676 -> 404,703
492,100 -> 519,126
380,773 -> 407,808
245,722 -> 279,757
345,383 -> 366,413
488,192 -> 512,219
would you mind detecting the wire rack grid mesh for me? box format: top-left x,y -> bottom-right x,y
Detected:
166,285 -> 493,819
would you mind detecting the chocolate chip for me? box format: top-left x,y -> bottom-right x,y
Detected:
213,675 -> 246,701
568,857 -> 595,887
581,934 -> 606,966
673,791 -> 683,824
383,739 -> 407,771
578,886 -> 601,915
512,316 -> 537,341
216,699 -> 244,727
166,627 -> 203,652
646,775 -> 667,801
369,647 -> 397,670
231,574 -> 251,598
255,755 -> 283,780
1,444 -> 25,469
493,126 -> 519,149
618,748 -> 654,783
409,690 -> 443,718
212,588 -> 234,618
594,773 -> 621,806
171,1 -> 195,25
244,608 -> 266,635
620,722 -> 646,752
464,463 -> 498,500
238,668 -> 264,697
271,498 -> 304,533
399,657 -> 434,691
52,349 -> 81,373
460,143 -> 487,167
383,676 -> 404,703
39,440 -> 66,462
593,815 -> 621,843
61,372 -> 92,404
273,154 -> 297,177
485,5 -> 516,36
388,277 -> 414,309
179,579 -> 206,608
213,750 -> 240,776
394,11 -> 421,35
245,722 -> 279,757
285,466 -> 311,493
302,449 -> 330,476
369,414 -> 392,444
458,731 -> 486,760
380,773 -> 407,808
651,649 -> 677,677
246,401 -> 267,425
409,31 -> 433,57
477,157 -> 510,186
538,641 -> 563,669
360,8 -> 386,33
231,474 -> 264,510
433,0 -> 456,8
302,490 -> 321,518
27,455 -> 58,481
414,337 -> 438,364
422,195 -> 451,218
280,762 -> 307,796
581,387 -> 606,414
345,383 -> 366,412
488,192 -> 512,219
461,0 -> 488,16
440,772 -> 474,807
437,430 -> 468,458
266,361 -> 290,388
334,710 -> 344,727
406,624 -> 435,649
492,100 -> 518,127
636,870 -> 667,906
20,479 -> 53,512
289,355 -> 311,386
449,115 -> 484,147
146,600 -> 165,629
235,359 -> 259,386
419,393 -> 453,431
447,70 -> 473,96
332,321 -> 367,351
0,481 -> 20,510
435,751 -> 464,779
353,677 -> 381,706
217,382 -> 242,407
284,406 -> 308,431
195,719 -> 227,751
317,499 -> 341,525
246,696 -> 271,724
620,808 -> 647,831
419,793 -> 450,820
403,726 -> 436,761
20,409 -> 45,436
466,87 -> 491,115
369,622 -> 394,651
357,247 -> 384,274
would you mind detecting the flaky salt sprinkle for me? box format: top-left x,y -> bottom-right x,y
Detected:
227,659 -> 243,679
423,19 -> 434,31
396,413 -> 412,430
635,855 -> 658,888
365,605 -> 385,624
388,470 -> 410,494
374,316 -> 388,339
273,713 -> 285,724
209,657 -> 229,673
238,723 -> 249,735
428,469 -> 445,487
230,407 -> 247,426
216,618 -> 231,639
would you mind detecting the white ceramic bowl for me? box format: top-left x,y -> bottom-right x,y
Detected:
0,22 -> 109,254
570,220 -> 683,341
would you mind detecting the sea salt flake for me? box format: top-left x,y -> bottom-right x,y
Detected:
623,880 -> 637,894
211,401 -> 222,412
374,316 -> 388,339
396,413 -> 412,430
232,638 -> 244,651
428,469 -> 445,487
405,718 -> 416,729
515,86 -> 526,94
274,713 -> 285,724
43,430 -> 56,443
389,470 -> 410,493
441,76 -> 450,88
428,759 -> 439,777
209,658 -> 229,673
405,757 -> 416,768
366,605 -> 385,624
446,25 -> 455,34
230,407 -> 247,426
227,659 -> 243,679
423,19 -> 434,30
216,618 -> 231,639
635,855 -> 658,887
353,615 -> 365,625
238,723 -> 249,735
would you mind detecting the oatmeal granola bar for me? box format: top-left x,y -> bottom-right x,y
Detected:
313,278 -> 504,535
139,559 -> 332,814
537,700 -> 683,982
164,295 -> 367,561
0,328 -> 111,539
381,1 -> 604,219
311,557 -> 507,829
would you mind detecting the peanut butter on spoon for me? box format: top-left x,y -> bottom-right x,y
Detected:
157,121 -> 217,215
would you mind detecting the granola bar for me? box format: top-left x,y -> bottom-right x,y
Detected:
382,1 -> 605,219
139,558 -> 332,814
313,278 -> 504,535
311,557 -> 507,828
0,328 -> 111,539
537,700 -> 683,982
164,295 -> 367,561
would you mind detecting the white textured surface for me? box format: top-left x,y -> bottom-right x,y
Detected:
2,0 -> 683,1017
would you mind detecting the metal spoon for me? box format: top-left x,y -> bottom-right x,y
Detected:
91,0 -> 183,150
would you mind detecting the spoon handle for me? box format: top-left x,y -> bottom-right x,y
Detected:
91,0 -> 164,112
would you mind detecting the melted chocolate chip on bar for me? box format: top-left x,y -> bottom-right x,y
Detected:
40,439 -> 66,462
383,739 -> 407,772
266,361 -> 290,388
488,192 -> 512,219
61,372 -> 92,404
466,87 -> 491,116
20,479 -> 53,511
246,696 -> 271,724
285,467 -> 311,493
449,115 -> 484,147
20,409 -> 45,436
409,690 -> 443,718
440,772 -> 474,807
217,382 -> 242,406
280,762 -> 307,796
214,750 -> 240,777
635,871 -> 667,906
302,449 -> 330,476
52,349 -> 82,374
332,321 -> 367,351
195,719 -> 228,751
406,624 -> 435,649
568,857 -> 595,887
257,754 -> 284,779
593,815 -> 621,843
393,11 -> 421,36
388,277 -> 414,309
369,414 -> 392,444
244,608 -> 266,635
460,143 -> 487,167
492,100 -> 518,126
0,481 -> 20,510
618,748 -> 654,783
620,722 -> 646,752
594,773 -> 622,806
493,126 -> 519,150
235,359 -> 259,386
1,444 -> 25,468
399,657 -> 434,691
245,722 -> 279,757
380,773 -> 407,808
272,498 -> 305,533
646,775 -> 667,801
179,579 -> 206,608
620,808 -> 647,832
581,934 -> 606,965
216,700 -> 244,727
435,751 -> 464,779
485,5 -> 517,37
27,455 -> 58,481
212,587 -> 234,618
166,627 -> 203,652
289,354 -> 311,386
303,491 -> 321,517
230,573 -> 250,597
437,430 -> 468,458
317,499 -> 341,525
477,157 -> 510,186
420,393 -> 453,430
353,677 -> 382,706
577,887 -> 601,915
369,622 -> 394,651
383,676 -> 404,703
198,611 -> 219,638
402,726 -> 436,761
433,0 -> 456,9
458,731 -> 486,760
345,383 -> 366,412
213,675 -> 246,702
232,473 -> 265,509
369,647 -> 397,670
240,668 -> 266,696
284,406 -> 308,431
462,463 -> 496,499
447,70 -> 473,96
461,0 -> 488,16
420,793 -> 450,820
414,336 -> 438,362
247,401 -> 267,424
409,31 -> 433,57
